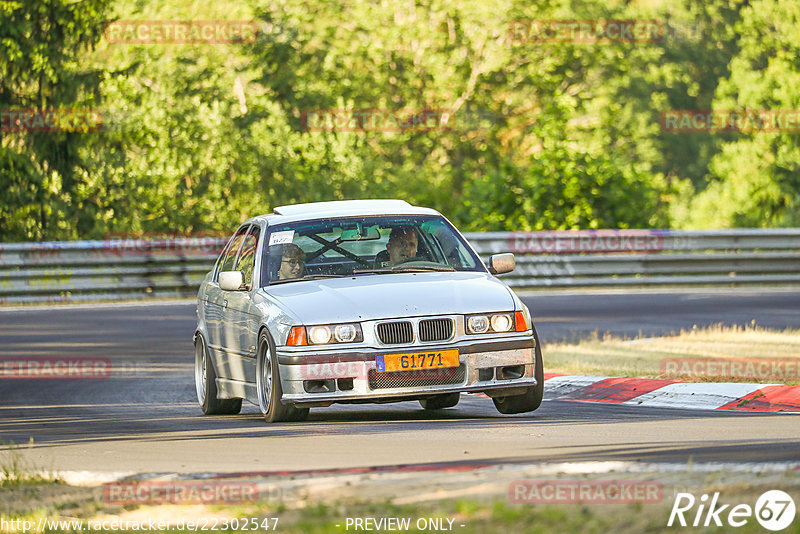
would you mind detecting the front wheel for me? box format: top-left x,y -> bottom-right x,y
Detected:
194,335 -> 242,415
256,331 -> 309,423
493,326 -> 544,415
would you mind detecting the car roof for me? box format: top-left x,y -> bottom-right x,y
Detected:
246,199 -> 441,226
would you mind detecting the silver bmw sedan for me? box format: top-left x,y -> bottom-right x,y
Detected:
194,199 -> 543,422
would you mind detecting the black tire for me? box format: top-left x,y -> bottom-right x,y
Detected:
257,330 -> 310,423
493,325 -> 544,415
194,335 -> 242,415
420,392 -> 460,410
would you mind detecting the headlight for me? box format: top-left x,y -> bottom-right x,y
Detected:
466,313 -> 515,334
308,325 -> 332,344
334,324 -> 358,343
491,314 -> 513,332
467,315 -> 490,334
296,323 -> 363,345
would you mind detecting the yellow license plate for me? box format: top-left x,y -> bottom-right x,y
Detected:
376,350 -> 459,373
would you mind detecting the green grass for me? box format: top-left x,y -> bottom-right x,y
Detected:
180,488 -> 800,534
0,440 -> 60,489
2,459 -> 798,533
5,490 -> 799,534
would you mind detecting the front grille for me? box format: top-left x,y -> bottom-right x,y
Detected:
368,364 -> 466,389
376,321 -> 413,344
418,318 -> 453,342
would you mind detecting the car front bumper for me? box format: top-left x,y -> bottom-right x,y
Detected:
276,335 -> 537,405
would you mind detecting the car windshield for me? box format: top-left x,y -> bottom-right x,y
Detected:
261,215 -> 483,285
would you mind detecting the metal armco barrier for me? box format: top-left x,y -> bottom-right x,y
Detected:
0,238 -> 226,304
470,228 -> 800,288
1,229 -> 799,304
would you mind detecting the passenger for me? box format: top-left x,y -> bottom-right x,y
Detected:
278,243 -> 305,280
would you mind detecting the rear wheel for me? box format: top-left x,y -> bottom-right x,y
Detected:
194,335 -> 242,415
257,331 -> 309,423
420,392 -> 460,410
493,326 -> 544,415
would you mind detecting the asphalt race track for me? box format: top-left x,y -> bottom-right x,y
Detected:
0,288 -> 798,475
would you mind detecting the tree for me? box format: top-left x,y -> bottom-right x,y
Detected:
685,0 -> 800,227
0,0 -> 111,240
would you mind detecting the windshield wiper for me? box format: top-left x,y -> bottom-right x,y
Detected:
352,265 -> 455,275
352,268 -> 393,275
390,265 -> 455,272
270,274 -> 344,285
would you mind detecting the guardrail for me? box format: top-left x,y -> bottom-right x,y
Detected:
0,238 -> 225,304
470,229 -> 800,288
1,229 -> 799,304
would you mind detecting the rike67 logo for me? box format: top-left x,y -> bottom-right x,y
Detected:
668,490 -> 796,531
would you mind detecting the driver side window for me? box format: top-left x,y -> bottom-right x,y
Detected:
216,227 -> 247,280
235,226 -> 260,287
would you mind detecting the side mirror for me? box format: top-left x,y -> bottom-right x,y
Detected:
488,253 -> 515,275
219,271 -> 246,291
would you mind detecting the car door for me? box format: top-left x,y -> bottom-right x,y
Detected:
220,224 -> 262,384
206,226 -> 247,377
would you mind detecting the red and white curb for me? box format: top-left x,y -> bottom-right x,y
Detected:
539,373 -> 800,412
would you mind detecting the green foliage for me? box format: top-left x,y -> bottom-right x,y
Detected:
684,0 -> 800,227
0,0 -> 798,239
459,99 -> 665,230
0,0 -> 111,240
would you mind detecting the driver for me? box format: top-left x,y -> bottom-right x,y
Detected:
278,243 -> 305,280
385,227 -> 418,266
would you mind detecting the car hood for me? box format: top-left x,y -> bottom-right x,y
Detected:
259,272 -> 515,324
